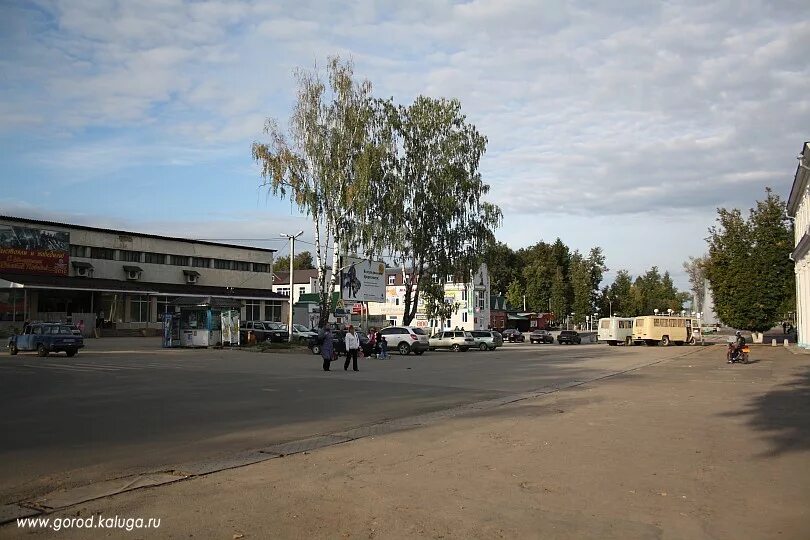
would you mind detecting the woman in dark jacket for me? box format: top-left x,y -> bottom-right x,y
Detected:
320,327 -> 335,371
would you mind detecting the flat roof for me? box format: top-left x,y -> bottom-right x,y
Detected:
0,215 -> 277,253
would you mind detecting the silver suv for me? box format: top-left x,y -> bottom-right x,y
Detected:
469,330 -> 503,351
379,326 -> 430,355
428,330 -> 475,352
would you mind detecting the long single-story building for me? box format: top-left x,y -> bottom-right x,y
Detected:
0,216 -> 288,337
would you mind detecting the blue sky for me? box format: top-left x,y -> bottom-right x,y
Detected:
1,0 -> 808,290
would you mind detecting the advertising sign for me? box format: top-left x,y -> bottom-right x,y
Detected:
340,255 -> 386,303
0,225 -> 70,275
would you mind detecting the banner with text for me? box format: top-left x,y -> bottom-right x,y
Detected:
0,225 -> 70,275
340,255 -> 386,303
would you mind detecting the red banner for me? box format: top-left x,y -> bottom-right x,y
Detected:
0,247 -> 69,275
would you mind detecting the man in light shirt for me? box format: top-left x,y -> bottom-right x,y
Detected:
344,325 -> 360,372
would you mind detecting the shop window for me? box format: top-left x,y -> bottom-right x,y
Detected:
130,295 -> 149,323
265,301 -> 282,322
145,252 -> 165,264
90,247 -> 115,260
253,263 -> 270,273
192,257 -> 210,268
245,300 -> 261,322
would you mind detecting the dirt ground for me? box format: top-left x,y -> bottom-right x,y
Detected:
6,345 -> 809,540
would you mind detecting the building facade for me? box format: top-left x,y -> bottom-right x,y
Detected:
788,142 -> 810,349
368,264 -> 492,332
0,216 -> 287,335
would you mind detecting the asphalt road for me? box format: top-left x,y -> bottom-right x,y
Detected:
0,339 -> 703,504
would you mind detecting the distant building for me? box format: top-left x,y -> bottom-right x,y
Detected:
787,141 -> 810,349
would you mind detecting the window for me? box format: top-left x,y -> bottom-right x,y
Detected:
70,245 -> 87,257
119,250 -> 141,262
130,295 -> 149,322
461,289 -> 468,301
445,319 -> 451,328
277,287 -> 290,297
192,257 -> 210,268
90,247 -> 115,260
232,261 -> 250,271
169,255 -> 188,266
156,297 -> 172,321
395,298 -> 400,305
265,301 -> 282,322
245,300 -> 261,322
253,263 -> 270,273
446,274 -> 453,283
214,259 -> 230,270
388,275 -> 395,285
477,292 -> 485,310
145,252 -> 165,264
462,312 -> 468,323
298,286 -> 306,296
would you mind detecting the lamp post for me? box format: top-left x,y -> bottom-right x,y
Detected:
667,308 -> 674,316
608,296 -> 613,318
280,231 -> 304,342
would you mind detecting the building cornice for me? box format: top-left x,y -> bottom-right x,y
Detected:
787,141 -> 810,216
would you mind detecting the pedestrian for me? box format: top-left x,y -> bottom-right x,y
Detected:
344,325 -> 360,371
379,334 -> 388,359
782,321 -> 788,335
77,319 -> 85,336
368,327 -> 377,358
319,326 -> 335,371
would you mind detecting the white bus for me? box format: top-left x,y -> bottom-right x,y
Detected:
631,316 -> 695,346
597,317 -> 635,346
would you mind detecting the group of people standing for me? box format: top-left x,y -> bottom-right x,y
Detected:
318,325 -> 388,372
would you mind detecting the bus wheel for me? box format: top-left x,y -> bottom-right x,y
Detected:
689,337 -> 696,345
660,336 -> 670,346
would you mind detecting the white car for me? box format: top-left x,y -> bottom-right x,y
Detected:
279,323 -> 318,342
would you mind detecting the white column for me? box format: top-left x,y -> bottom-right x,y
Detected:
803,264 -> 809,348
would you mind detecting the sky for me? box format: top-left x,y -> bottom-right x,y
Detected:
1,0 -> 808,291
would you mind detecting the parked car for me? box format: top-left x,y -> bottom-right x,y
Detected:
557,330 -> 582,345
428,330 -> 476,352
379,326 -> 430,355
501,329 -> 525,343
469,330 -> 503,351
241,321 -> 288,343
8,323 -> 84,357
529,329 -> 554,344
279,323 -> 318,343
307,330 -> 374,357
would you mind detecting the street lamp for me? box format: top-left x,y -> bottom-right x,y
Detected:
280,230 -> 304,342
667,308 -> 673,316
653,309 -> 659,316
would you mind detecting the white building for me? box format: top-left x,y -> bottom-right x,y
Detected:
272,269 -> 324,304
0,216 -> 287,335
368,263 -> 492,332
787,141 -> 810,349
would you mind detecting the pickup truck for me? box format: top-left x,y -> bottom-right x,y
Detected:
8,323 -> 84,357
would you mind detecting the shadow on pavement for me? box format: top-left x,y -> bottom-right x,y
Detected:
723,366 -> 810,457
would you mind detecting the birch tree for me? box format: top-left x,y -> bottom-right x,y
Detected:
252,57 -> 384,326
373,96 -> 502,326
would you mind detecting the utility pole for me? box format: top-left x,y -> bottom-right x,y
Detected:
280,231 -> 304,342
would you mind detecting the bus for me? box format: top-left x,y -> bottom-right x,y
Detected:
597,317 -> 635,346
631,316 -> 695,346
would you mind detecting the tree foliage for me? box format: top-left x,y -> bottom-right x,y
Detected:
373,96 -> 502,325
252,57 -> 385,326
682,255 -> 708,314
273,251 -> 315,272
705,188 -> 794,332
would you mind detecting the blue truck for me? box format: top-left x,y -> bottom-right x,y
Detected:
8,323 -> 84,357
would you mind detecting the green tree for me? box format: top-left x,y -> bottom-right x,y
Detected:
253,57 -> 384,326
570,253 -> 592,324
706,188 -> 794,332
485,241 -> 520,296
505,279 -> 524,312
273,251 -> 316,272
375,96 -> 502,325
549,266 -> 567,324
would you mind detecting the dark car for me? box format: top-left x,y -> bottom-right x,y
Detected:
308,330 -> 374,357
241,321 -> 288,343
501,329 -> 525,343
8,323 -> 84,357
557,330 -> 581,345
529,329 -> 554,344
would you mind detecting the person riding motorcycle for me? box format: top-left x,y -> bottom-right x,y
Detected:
727,331 -> 746,363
